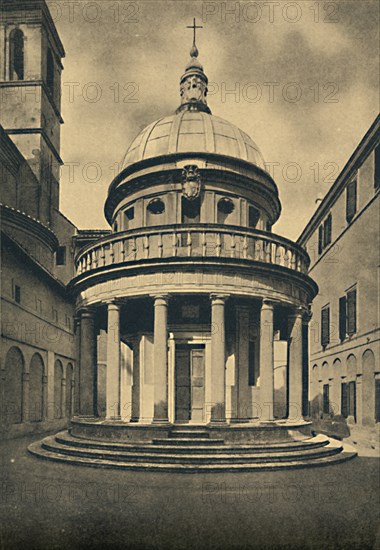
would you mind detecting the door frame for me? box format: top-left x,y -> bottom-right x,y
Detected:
168,331 -> 211,424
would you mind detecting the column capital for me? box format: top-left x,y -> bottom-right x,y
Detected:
288,306 -> 304,320
151,294 -> 170,305
261,298 -> 275,310
210,293 -> 229,304
105,300 -> 122,311
79,306 -> 96,319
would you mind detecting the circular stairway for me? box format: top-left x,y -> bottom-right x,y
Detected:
28,425 -> 357,472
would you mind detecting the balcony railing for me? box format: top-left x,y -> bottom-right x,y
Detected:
75,224 -> 309,277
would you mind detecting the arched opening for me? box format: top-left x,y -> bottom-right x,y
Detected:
362,349 -> 376,425
332,358 -> 342,416
47,48 -> 54,94
321,362 -> 330,414
4,347 -> 24,424
29,353 -> 44,422
66,363 -> 74,417
9,29 -> 24,81
343,354 -> 357,422
54,359 -> 63,419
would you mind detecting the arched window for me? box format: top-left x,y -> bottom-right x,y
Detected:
54,359 -> 63,419
4,347 -> 24,424
47,48 -> 54,94
9,29 -> 24,81
29,353 -> 44,422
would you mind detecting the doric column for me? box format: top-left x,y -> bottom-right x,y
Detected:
259,299 -> 274,421
153,295 -> 169,422
73,315 -> 81,415
21,371 -> 30,422
210,294 -> 227,422
288,307 -> 303,421
131,337 -> 141,422
106,302 -> 121,420
302,310 -> 311,417
79,308 -> 97,416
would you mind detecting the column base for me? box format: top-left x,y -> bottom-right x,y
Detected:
152,418 -> 171,425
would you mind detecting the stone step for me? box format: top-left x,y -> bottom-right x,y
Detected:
39,437 -> 343,465
28,440 -> 357,472
152,438 -> 224,446
55,432 -> 330,454
169,431 -> 210,438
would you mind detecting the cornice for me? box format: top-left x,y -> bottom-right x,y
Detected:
0,202 -> 58,251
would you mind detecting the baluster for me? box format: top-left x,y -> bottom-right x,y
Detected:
243,235 -> 248,259
92,250 -> 98,268
216,233 -> 221,257
86,253 -> 91,270
187,231 -> 192,256
109,242 -> 114,264
131,237 -> 137,260
77,260 -> 81,275
265,241 -> 272,263
230,233 -> 236,258
256,239 -> 261,261
120,239 -> 125,263
158,233 -> 163,258
100,245 -> 105,266
291,250 -> 296,270
202,232 -> 206,256
275,244 -> 281,265
172,232 -> 177,257
144,235 -> 149,259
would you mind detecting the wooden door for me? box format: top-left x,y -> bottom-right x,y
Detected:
190,348 -> 205,422
175,349 -> 191,421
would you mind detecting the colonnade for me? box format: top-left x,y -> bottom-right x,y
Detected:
77,296 -> 307,424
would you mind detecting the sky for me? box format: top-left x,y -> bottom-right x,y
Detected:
48,0 -> 380,240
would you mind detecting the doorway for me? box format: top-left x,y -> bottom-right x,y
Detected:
175,344 -> 205,423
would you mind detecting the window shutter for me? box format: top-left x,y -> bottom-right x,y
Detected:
346,180 -> 357,222
326,214 -> 332,245
321,307 -> 330,346
341,383 -> 348,417
318,225 -> 323,254
375,145 -> 380,190
323,384 -> 330,414
348,381 -> 356,420
347,289 -> 357,335
339,296 -> 347,341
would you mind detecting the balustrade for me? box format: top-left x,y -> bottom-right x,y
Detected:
75,225 -> 309,276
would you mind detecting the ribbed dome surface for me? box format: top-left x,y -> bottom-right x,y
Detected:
121,111 -> 266,170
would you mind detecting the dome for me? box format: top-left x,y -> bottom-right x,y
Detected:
121,111 -> 266,171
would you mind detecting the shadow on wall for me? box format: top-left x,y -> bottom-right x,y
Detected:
309,395 -> 351,439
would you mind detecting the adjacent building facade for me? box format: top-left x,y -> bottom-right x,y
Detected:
0,0 -> 77,438
298,116 -> 380,434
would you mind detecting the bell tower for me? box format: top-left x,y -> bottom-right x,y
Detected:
0,0 -> 64,226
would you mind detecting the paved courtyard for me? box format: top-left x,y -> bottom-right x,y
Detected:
1,433 -> 379,549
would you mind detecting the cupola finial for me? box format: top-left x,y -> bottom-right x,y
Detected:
187,17 -> 202,58
176,18 -> 211,114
